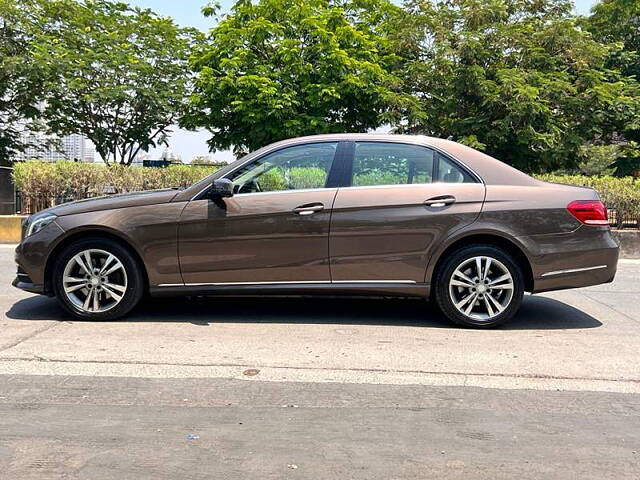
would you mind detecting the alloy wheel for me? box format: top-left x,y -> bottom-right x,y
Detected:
62,249 -> 128,313
448,255 -> 514,321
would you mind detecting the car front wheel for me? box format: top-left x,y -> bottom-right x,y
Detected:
434,245 -> 525,328
53,237 -> 144,321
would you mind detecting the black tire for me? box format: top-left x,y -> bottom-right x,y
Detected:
52,237 -> 144,321
433,244 -> 525,328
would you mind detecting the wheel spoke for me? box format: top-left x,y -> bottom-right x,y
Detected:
488,273 -> 511,286
483,296 -> 495,317
453,269 -> 475,285
100,254 -> 116,275
102,260 -> 123,277
483,258 -> 492,281
64,276 -> 86,284
92,289 -> 100,311
103,282 -> 126,293
82,289 -> 93,311
455,291 -> 477,310
74,254 -> 92,276
65,283 -> 87,294
486,291 -> 505,313
464,293 -> 478,315
102,284 -> 123,302
83,251 -> 94,271
475,257 -> 483,279
490,283 -> 513,290
450,278 -> 474,288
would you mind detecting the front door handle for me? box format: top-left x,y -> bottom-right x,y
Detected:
424,195 -> 456,208
293,203 -> 324,216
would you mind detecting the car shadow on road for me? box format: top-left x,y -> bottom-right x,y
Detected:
6,294 -> 602,330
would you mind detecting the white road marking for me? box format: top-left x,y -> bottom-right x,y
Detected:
0,358 -> 638,394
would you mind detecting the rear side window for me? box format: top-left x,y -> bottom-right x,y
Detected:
435,154 -> 475,183
352,142 -> 434,186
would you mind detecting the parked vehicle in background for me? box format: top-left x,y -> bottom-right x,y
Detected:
14,134 -> 619,328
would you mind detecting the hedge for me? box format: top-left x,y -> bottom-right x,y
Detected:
13,161 -> 220,213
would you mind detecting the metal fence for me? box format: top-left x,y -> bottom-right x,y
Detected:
607,208 -> 639,229
0,167 -> 15,214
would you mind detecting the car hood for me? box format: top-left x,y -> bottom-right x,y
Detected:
44,189 -> 180,217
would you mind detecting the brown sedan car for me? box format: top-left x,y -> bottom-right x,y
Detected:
14,134 -> 619,327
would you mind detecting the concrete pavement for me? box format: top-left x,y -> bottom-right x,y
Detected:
1,245 -> 639,478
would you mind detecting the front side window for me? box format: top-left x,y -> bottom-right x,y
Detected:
351,142 -> 434,187
229,142 -> 338,194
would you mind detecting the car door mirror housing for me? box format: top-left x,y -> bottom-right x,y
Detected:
211,178 -> 235,198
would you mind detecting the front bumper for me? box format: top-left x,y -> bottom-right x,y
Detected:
12,275 -> 46,294
13,220 -> 65,296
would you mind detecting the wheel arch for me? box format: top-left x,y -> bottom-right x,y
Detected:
44,227 -> 149,295
427,232 -> 534,293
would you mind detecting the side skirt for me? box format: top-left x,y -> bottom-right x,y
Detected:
149,282 -> 431,299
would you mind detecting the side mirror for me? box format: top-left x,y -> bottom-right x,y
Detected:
211,178 -> 234,198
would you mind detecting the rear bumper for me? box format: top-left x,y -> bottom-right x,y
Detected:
520,226 -> 619,294
532,258 -> 617,293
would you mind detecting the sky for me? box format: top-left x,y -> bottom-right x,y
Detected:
126,0 -> 600,163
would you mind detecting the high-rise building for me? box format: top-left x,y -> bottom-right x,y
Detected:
14,131 -> 95,163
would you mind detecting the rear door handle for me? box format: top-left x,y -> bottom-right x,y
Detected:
293,203 -> 324,216
424,195 -> 456,208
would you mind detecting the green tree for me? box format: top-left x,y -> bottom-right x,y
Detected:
0,0 -> 43,164
394,0 -> 640,172
587,0 -> 640,175
184,0 -> 412,155
588,0 -> 639,80
30,0 -> 196,165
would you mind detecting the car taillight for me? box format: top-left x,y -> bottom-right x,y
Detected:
567,200 -> 609,226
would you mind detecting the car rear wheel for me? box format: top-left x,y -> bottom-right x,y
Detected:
434,245 -> 524,328
53,237 -> 144,321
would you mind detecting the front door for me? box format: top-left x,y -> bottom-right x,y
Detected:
329,141 -> 486,283
178,142 -> 339,285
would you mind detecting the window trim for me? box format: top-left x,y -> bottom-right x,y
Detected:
342,140 -> 481,188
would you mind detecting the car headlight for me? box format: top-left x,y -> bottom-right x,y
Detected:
24,213 -> 57,238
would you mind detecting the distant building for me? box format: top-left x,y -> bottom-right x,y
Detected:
14,130 -> 95,163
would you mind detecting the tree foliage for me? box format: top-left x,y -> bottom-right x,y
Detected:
392,0 -> 640,172
588,0 -> 639,80
183,0 -> 412,155
0,0 -> 44,164
29,0 -> 196,165
586,0 -> 640,175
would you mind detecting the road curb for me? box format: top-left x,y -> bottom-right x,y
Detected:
612,229 -> 640,259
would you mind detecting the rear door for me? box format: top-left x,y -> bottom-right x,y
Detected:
329,141 -> 485,283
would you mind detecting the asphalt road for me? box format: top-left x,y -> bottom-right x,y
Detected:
0,244 -> 639,479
